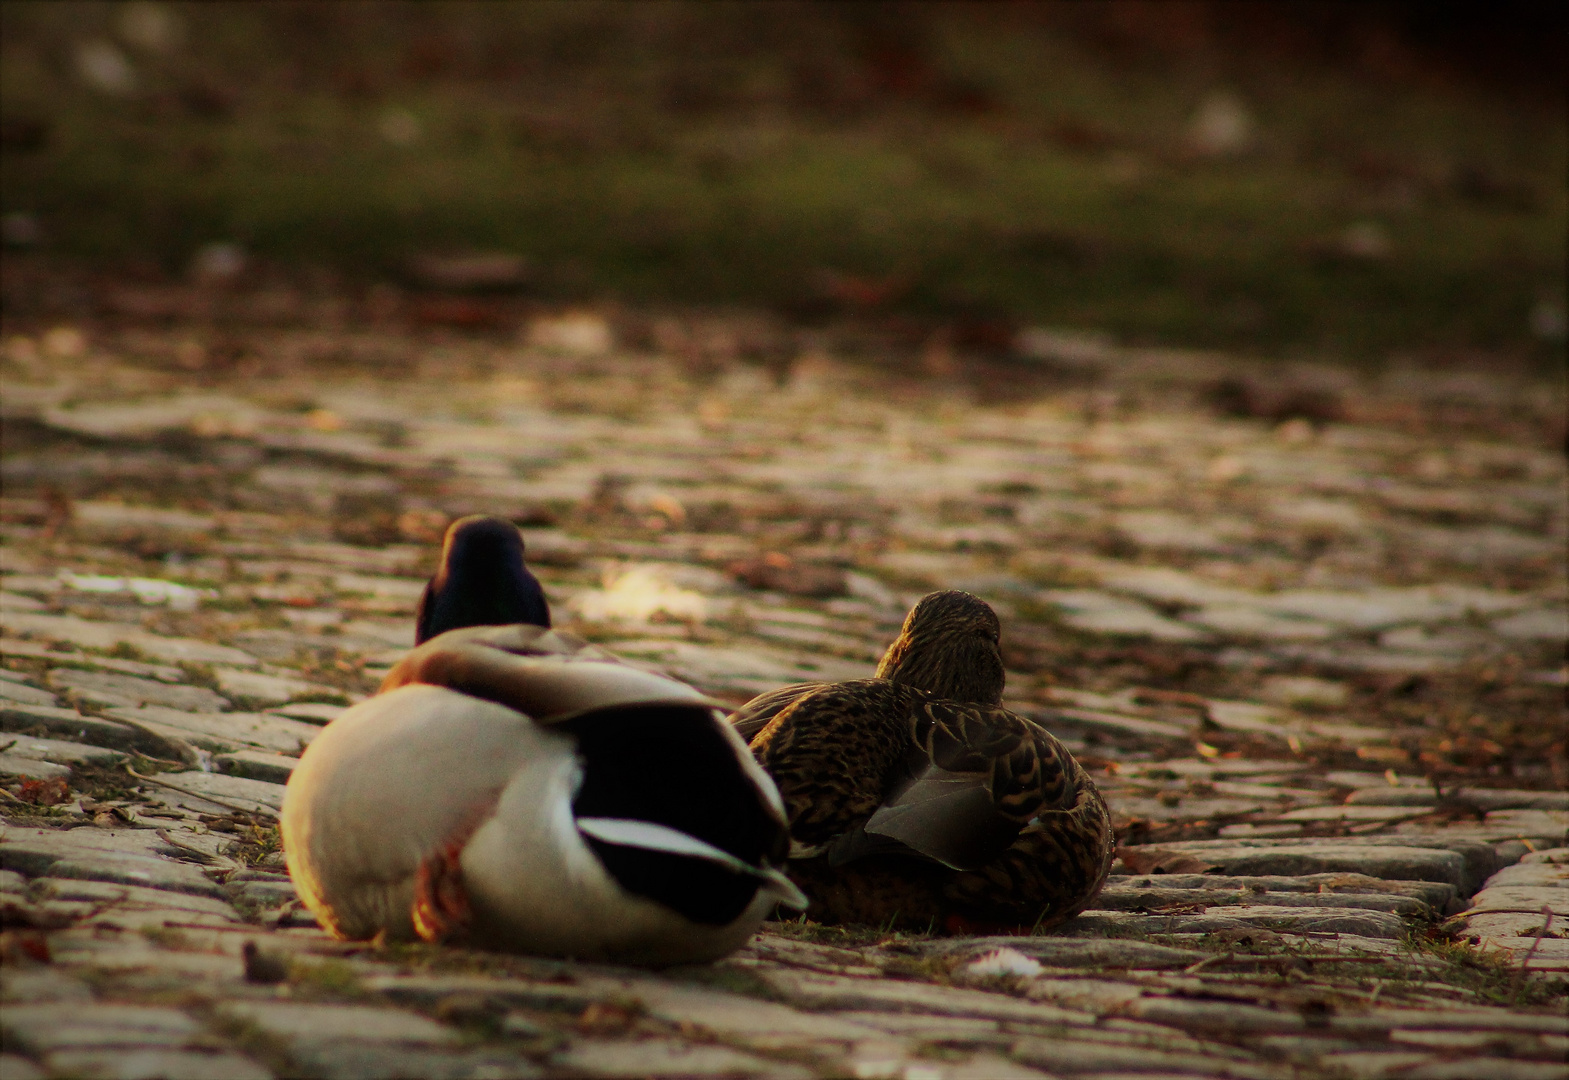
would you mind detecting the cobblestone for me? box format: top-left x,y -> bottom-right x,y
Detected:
2,314 -> 1562,1077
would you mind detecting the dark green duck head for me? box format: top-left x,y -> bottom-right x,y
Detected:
415,515 -> 551,644
874,590 -> 1004,705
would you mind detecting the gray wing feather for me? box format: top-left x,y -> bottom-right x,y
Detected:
850,764 -> 1020,871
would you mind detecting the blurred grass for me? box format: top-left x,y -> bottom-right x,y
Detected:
1,1 -> 1563,361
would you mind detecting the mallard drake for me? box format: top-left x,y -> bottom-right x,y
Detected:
416,515 -> 551,643
283,520 -> 804,965
730,590 -> 1114,932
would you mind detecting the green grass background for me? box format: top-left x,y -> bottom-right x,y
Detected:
2,2 -> 1563,361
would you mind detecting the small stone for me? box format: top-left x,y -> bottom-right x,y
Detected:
242,940 -> 289,984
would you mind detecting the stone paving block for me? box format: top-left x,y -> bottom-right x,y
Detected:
1321,1053 -> 1569,1080
623,975 -> 890,1046
0,732 -> 127,766
49,668 -> 229,712
0,752 -> 70,780
42,1050 -> 273,1080
0,640 -> 188,681
34,876 -> 243,922
283,1043 -> 541,1080
1115,841 -> 1471,891
1093,884 -> 1432,916
553,1039 -> 811,1079
266,701 -> 346,724
833,1012 -> 1006,1045
1011,1036 -> 1287,1079
0,611 -> 258,666
1390,1028 -> 1566,1056
137,769 -> 285,815
1122,996 -> 1310,1033
922,936 -> 1207,970
1467,885 -> 1569,916
0,868 -> 25,891
0,1053 -> 47,1080
929,1052 -> 1057,1079
104,705 -> 317,757
45,930 -> 249,979
0,1003 -> 202,1055
215,667 -> 342,707
0,969 -> 95,1004
1038,589 -> 1208,642
216,1001 -> 460,1044
0,679 -> 58,707
214,749 -> 297,783
1480,809 -> 1569,844
0,702 -> 162,755
753,968 -> 1096,1027
2,826 -> 226,898
230,878 -> 298,908
1112,872 -> 1458,909
1064,905 -> 1408,939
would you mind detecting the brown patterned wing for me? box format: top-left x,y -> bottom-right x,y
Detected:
748,681 -> 922,850
728,682 -> 827,742
945,771 -> 1115,929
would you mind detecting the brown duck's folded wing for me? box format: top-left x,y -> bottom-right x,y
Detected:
729,682 -> 829,742
380,624 -> 721,724
834,701 -> 1073,872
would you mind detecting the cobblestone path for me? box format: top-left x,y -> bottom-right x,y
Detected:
1,311 -> 1565,1079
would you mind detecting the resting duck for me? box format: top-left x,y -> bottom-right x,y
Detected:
730,590 -> 1114,932
283,517 -> 804,964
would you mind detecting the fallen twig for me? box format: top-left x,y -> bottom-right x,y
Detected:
1514,906 -> 1554,987
125,765 -> 277,820
1182,951 -> 1236,974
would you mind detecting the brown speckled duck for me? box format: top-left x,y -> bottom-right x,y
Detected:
730,590 -> 1113,932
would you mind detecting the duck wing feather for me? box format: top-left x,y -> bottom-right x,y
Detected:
754,682 -> 1084,873
728,681 -> 829,741
381,624 -> 722,723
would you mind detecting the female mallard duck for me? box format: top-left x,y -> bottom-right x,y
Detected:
730,590 -> 1113,932
283,516 -> 804,965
